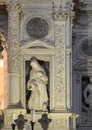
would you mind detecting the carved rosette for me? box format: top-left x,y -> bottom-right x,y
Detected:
5,0 -> 21,73
55,22 -> 66,109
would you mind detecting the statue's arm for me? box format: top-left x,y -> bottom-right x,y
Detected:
39,71 -> 48,83
27,79 -> 38,91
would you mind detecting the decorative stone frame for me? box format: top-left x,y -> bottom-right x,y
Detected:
21,13 -> 54,42
20,40 -> 55,111
79,38 -> 92,58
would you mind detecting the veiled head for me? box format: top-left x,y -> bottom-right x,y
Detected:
30,57 -> 40,68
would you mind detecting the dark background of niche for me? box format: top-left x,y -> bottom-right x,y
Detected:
25,59 -> 50,113
82,76 -> 90,112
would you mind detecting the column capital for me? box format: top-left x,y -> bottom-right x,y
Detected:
52,1 -> 75,21
5,0 -> 21,13
52,7 -> 68,21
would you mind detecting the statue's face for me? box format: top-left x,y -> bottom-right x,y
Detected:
30,60 -> 35,66
30,60 -> 38,68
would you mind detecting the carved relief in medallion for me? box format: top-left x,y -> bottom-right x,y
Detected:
81,40 -> 92,57
26,17 -> 49,39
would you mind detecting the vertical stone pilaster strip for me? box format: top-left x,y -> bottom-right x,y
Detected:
6,1 -> 21,73
66,49 -> 71,110
54,21 -> 66,110
5,0 -> 21,106
66,2 -> 75,110
53,1 -> 74,110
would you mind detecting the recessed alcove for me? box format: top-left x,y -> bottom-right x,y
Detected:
25,59 -> 50,113
21,40 -> 55,112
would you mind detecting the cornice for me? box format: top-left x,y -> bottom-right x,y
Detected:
80,0 -> 92,4
79,0 -> 92,11
73,27 -> 92,36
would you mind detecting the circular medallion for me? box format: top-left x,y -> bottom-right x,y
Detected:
26,17 -> 49,39
81,40 -> 92,56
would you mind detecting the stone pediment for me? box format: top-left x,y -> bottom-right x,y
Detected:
73,59 -> 92,70
21,40 -> 54,49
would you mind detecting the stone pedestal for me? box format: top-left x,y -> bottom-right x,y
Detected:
25,112 -> 78,130
4,109 -> 26,130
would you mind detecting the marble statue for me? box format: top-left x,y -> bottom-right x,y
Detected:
27,57 -> 48,111
83,77 -> 92,109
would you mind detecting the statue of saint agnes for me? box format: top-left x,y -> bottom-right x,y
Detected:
27,57 -> 48,111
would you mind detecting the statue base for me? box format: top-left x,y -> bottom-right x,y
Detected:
2,109 -> 78,130
3,108 -> 26,130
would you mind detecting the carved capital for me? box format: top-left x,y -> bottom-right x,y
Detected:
5,0 -> 21,13
52,6 -> 68,21
52,1 -> 75,21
